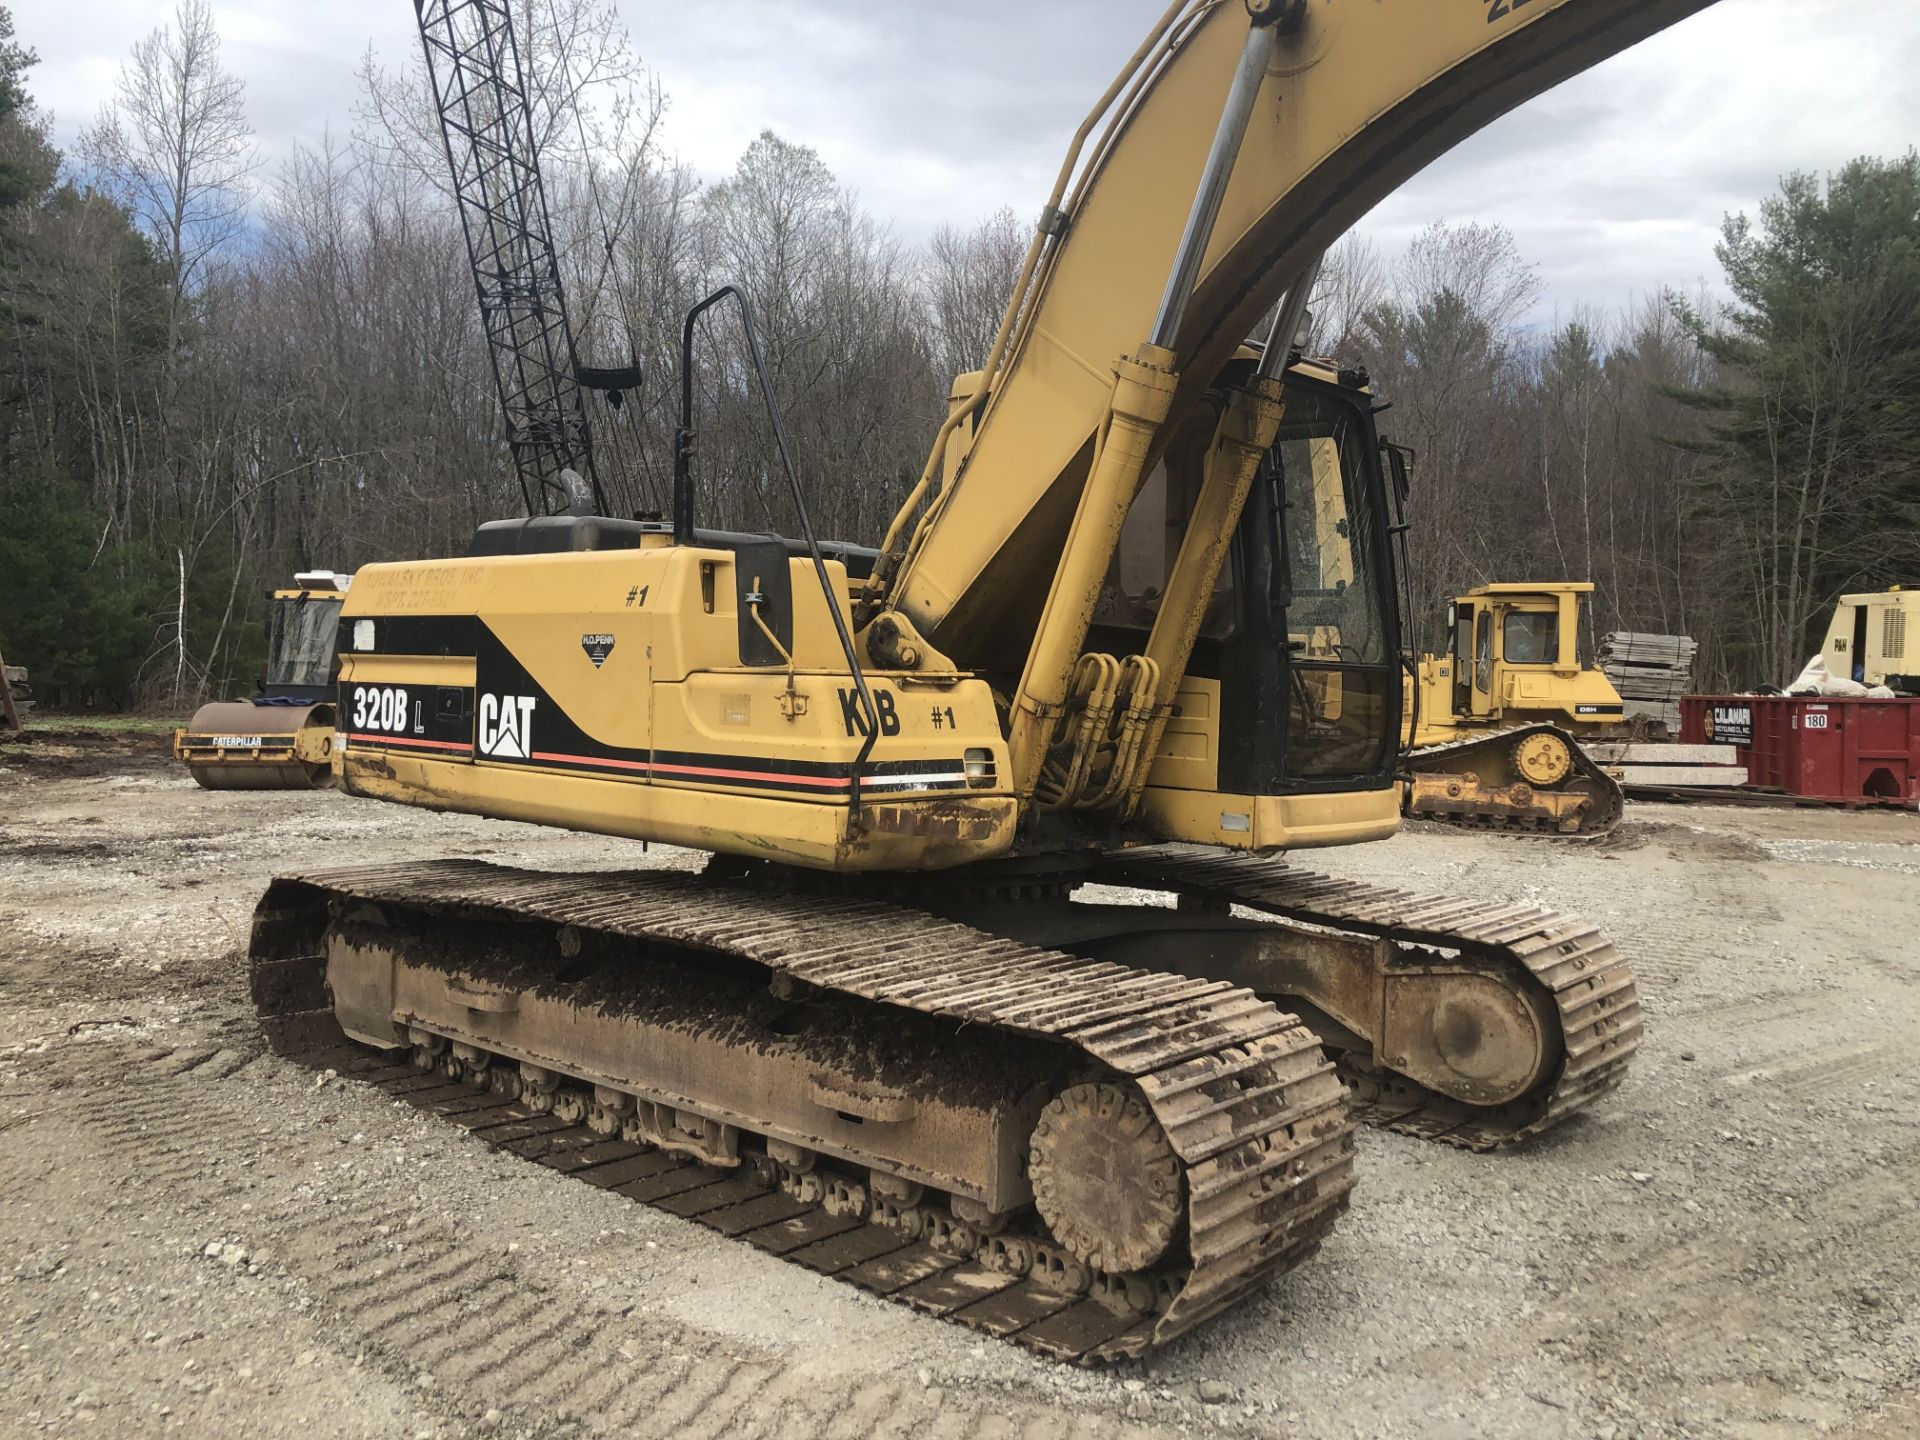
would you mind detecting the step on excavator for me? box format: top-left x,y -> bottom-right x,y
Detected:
245,0 -> 1717,1360
1403,583 -> 1630,835
174,572 -> 352,789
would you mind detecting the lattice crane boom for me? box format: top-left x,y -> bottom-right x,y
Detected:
415,0 -> 629,518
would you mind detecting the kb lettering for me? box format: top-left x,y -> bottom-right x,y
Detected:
837,687 -> 900,738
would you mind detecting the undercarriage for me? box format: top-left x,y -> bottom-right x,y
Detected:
249,846 -> 1640,1360
1405,723 -> 1626,836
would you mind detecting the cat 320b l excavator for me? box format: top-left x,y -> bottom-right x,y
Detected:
248,0 -> 1711,1362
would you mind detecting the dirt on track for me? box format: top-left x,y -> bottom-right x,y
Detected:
2,741 -> 1917,1439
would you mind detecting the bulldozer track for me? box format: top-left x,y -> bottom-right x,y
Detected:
1091,848 -> 1642,1149
1406,724 -> 1626,837
249,860 -> 1357,1363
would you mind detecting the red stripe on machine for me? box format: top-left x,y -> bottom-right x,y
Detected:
346,733 -> 474,753
351,733 -> 967,792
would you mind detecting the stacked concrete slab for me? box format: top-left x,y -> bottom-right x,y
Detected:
1598,632 -> 1697,733
1585,740 -> 1747,791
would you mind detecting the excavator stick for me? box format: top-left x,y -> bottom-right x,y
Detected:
1405,723 -> 1625,836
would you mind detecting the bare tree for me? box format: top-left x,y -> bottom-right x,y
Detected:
81,0 -> 255,351
1307,233 -> 1386,356
1352,221 -> 1540,646
1533,311 -> 1611,623
925,207 -> 1025,385
355,0 -> 649,195
695,131 -> 940,538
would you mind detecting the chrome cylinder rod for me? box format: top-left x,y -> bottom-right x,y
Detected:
1148,20 -> 1281,351
1255,252 -> 1325,381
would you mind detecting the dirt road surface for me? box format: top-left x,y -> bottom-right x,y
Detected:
2,726 -> 1917,1439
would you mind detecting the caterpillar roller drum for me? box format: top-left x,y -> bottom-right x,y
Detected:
237,0 -> 1727,1363
175,572 -> 350,790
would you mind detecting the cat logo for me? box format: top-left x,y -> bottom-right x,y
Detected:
477,694 -> 537,759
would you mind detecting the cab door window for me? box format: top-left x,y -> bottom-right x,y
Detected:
1502,610 -> 1557,665
1270,390 -> 1394,779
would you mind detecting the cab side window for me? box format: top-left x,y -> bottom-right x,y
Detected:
1502,611 -> 1556,665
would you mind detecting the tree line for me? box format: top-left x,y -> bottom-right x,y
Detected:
2,0 -> 1915,709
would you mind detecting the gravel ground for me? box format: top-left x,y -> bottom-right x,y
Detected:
1,726 -> 1917,1439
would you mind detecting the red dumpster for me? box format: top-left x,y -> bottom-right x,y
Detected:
1680,695 -> 1920,805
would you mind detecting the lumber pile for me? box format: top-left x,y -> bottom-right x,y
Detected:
1597,631 -> 1695,731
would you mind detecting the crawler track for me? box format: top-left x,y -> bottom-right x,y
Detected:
250,860 -> 1356,1362
1094,848 -> 1643,1149
1407,724 -> 1626,836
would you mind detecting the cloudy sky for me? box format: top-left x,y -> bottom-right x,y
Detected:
19,0 -> 1920,325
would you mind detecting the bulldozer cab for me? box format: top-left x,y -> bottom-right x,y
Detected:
1444,585 -> 1583,720
1411,581 -> 1625,745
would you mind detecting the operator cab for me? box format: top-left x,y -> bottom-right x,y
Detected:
1091,358 -> 1403,802
265,583 -> 350,706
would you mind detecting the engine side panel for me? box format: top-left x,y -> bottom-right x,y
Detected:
335,547 -> 1017,870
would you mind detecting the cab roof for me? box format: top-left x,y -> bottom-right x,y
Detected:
1462,582 -> 1593,598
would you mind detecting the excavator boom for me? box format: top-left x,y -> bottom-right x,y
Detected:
881,0 -> 1715,669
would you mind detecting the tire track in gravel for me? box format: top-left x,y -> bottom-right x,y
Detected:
39,1037 -> 1191,1440
1290,1130 -> 1920,1428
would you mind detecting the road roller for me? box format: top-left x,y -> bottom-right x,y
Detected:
174,572 -> 350,790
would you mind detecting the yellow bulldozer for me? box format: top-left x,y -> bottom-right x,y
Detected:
1403,582 -> 1629,835
235,0 -> 1735,1362
173,572 -> 351,789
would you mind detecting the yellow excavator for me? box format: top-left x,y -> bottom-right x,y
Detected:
1403,583 -> 1628,834
245,0 -> 1715,1362
174,573 -> 351,789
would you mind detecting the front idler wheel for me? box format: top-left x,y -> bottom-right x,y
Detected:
1029,1082 -> 1182,1274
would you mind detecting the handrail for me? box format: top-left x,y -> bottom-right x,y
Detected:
1383,441 -> 1421,764
673,286 -> 881,812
